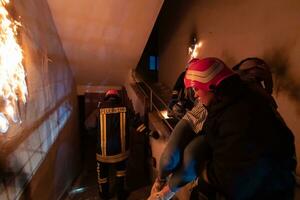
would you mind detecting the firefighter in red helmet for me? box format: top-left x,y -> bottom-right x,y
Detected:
148,57 -> 296,200
85,89 -> 153,200
85,89 -> 129,200
105,89 -> 119,99
184,58 -> 295,199
148,58 -> 234,200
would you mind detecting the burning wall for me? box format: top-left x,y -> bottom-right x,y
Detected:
0,0 -> 27,133
0,0 -> 80,199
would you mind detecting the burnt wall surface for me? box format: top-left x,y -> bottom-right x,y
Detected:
0,0 -> 80,199
157,0 -> 300,173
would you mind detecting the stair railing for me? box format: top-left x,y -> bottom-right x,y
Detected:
131,69 -> 174,131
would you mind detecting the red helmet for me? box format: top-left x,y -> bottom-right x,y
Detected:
184,58 -> 234,91
105,89 -> 119,98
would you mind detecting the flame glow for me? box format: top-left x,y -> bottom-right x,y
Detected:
160,110 -> 170,119
5,103 -> 14,117
0,0 -> 27,133
0,112 -> 9,132
188,41 -> 203,60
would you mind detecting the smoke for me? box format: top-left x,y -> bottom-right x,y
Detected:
264,47 -> 300,113
221,49 -> 236,66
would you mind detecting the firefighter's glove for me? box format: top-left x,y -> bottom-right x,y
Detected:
172,101 -> 186,119
168,96 -> 178,110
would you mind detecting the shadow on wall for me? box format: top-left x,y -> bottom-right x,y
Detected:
264,47 -> 300,114
0,154 -> 32,200
157,0 -> 194,54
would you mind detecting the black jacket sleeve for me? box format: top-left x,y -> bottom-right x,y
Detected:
171,71 -> 186,98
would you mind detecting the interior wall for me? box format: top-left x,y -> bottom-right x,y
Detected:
0,0 -> 80,199
47,0 -> 164,87
158,0 -> 300,173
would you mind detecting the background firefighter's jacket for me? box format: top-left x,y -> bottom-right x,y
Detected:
85,96 -> 130,163
85,96 -> 153,163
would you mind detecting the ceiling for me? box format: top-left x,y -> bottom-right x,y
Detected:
47,0 -> 164,86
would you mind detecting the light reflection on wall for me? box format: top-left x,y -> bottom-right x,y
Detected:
0,0 -> 27,134
160,110 -> 170,119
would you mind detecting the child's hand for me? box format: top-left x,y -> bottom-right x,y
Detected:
150,178 -> 166,195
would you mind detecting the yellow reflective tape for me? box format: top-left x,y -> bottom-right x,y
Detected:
120,113 -> 124,153
172,90 -> 179,95
123,112 -> 126,151
100,112 -> 105,156
100,107 -> 126,114
139,126 -> 146,133
121,112 -> 126,153
96,162 -> 100,174
116,170 -> 126,177
103,113 -> 107,156
136,124 -> 143,131
96,152 -> 129,163
136,124 -> 145,132
98,177 -> 108,184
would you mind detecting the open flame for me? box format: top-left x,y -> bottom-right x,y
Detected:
188,41 -> 203,60
0,0 -> 27,133
160,110 -> 170,119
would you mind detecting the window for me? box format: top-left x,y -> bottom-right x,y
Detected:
149,56 -> 158,71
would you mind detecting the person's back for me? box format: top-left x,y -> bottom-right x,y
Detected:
203,76 -> 296,199
85,89 -> 130,200
232,57 -> 277,110
97,94 -> 129,159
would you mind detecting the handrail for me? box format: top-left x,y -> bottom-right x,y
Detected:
131,69 -> 174,131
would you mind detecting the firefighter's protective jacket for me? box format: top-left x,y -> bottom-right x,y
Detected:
96,97 -> 130,163
85,93 -> 153,164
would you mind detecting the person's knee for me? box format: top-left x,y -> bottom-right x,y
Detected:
171,120 -> 194,144
183,144 -> 198,166
168,167 -> 196,191
181,162 -> 198,181
180,144 -> 204,180
160,149 -> 181,170
182,136 -> 209,169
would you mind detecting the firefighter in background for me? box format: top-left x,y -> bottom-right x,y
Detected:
85,89 -> 153,200
232,57 -> 278,110
85,89 -> 130,200
168,70 -> 195,120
